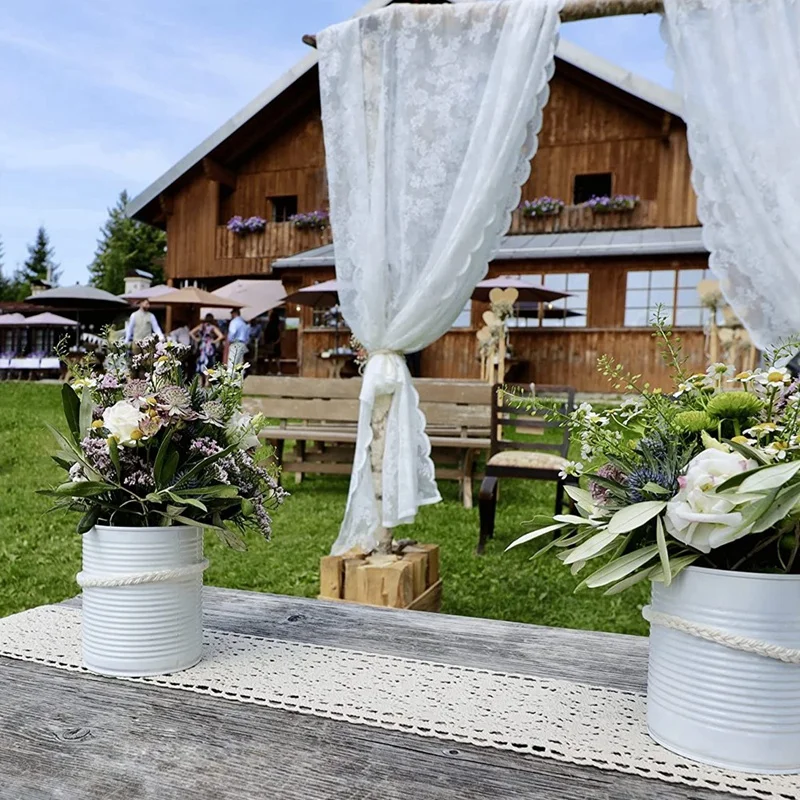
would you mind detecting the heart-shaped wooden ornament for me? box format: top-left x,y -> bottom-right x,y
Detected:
482,310 -> 501,328
489,287 -> 519,305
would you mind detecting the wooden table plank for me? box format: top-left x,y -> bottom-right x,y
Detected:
0,658 -> 727,800
0,589 -> 733,799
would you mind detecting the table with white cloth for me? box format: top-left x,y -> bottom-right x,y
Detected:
0,588 -> 795,800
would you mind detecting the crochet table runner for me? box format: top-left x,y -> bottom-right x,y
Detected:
0,605 -> 797,800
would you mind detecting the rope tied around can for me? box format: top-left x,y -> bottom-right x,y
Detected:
76,559 -> 210,588
642,605 -> 800,665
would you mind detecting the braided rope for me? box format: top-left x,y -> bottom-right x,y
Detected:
76,559 -> 209,588
642,605 -> 800,665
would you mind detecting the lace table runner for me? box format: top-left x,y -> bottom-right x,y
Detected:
1,605 -> 797,800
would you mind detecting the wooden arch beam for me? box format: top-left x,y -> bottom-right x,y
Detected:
202,157 -> 237,189
303,0 -> 665,48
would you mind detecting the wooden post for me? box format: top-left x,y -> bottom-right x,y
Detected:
371,392 -> 394,555
302,0 -> 665,49
497,322 -> 507,383
709,311 -> 719,364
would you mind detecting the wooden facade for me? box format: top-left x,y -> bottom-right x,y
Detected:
131,12 -> 708,392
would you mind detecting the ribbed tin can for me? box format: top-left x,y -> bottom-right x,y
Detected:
81,525 -> 204,677
647,566 -> 800,773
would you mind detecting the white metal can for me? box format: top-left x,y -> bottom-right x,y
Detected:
81,525 -> 204,677
647,566 -> 800,773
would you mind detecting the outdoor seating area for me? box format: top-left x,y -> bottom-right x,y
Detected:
244,376 -> 494,508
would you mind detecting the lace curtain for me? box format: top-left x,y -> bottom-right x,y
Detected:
662,0 -> 800,350
317,0 -> 563,555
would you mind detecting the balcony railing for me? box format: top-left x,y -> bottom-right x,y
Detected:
213,201 -> 657,269
508,199 -> 657,235
215,222 -> 333,263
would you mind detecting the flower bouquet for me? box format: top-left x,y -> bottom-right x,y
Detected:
519,196 -> 565,218
508,317 -> 800,772
583,194 -> 640,213
44,335 -> 285,677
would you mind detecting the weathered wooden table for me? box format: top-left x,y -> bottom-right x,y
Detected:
0,588 -> 737,799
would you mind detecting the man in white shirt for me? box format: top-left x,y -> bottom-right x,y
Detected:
124,299 -> 163,345
227,308 -> 250,367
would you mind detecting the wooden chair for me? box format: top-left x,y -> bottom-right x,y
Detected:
477,383 -> 575,554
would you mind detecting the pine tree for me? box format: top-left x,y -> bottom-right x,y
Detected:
89,190 -> 166,295
15,226 -> 60,298
0,235 -> 13,302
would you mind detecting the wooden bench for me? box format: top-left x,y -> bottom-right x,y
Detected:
243,376 -> 491,508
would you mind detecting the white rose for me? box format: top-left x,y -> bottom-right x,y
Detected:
103,400 -> 146,446
227,410 -> 260,451
664,448 -> 757,553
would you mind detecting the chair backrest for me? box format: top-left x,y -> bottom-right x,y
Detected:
490,382 -> 575,458
243,376 -> 492,431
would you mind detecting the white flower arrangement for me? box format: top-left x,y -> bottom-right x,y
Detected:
507,314 -> 800,592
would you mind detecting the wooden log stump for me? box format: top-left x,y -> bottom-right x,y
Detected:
318,544 -> 442,612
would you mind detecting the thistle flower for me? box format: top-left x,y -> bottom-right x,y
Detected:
627,466 -> 676,503
706,391 -> 764,420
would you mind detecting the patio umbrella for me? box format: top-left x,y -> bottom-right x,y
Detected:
471,276 -> 569,304
0,313 -> 26,325
24,312 -> 80,326
121,284 -> 178,302
283,279 -> 339,307
25,285 -> 128,309
150,286 -> 247,309
515,303 -> 583,320
201,279 -> 286,322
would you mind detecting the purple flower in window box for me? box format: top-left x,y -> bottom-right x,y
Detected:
289,210 -> 330,231
244,216 -> 266,233
226,215 -> 246,235
519,196 -> 565,218
584,194 -> 640,213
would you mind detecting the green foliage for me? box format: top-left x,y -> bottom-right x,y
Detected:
17,226 -> 60,295
89,190 -> 166,294
510,313 -> 800,591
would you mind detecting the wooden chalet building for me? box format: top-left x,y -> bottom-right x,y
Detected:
128,0 -> 709,392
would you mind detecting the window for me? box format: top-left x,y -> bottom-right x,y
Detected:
505,273 -> 589,328
573,173 -> 612,205
269,196 -> 298,222
624,268 -> 714,328
451,300 -> 472,328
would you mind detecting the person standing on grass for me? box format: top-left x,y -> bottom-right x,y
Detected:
124,299 -> 163,347
191,313 -> 224,385
227,307 -> 250,368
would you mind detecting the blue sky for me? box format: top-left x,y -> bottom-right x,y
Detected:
0,1 -> 672,286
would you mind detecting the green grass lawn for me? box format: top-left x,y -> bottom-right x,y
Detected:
0,382 -> 648,634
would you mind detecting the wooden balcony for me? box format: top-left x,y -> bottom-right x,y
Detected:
215,223 -> 333,268
508,199 -> 658,235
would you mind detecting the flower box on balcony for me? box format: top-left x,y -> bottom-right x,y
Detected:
509,199 -> 655,234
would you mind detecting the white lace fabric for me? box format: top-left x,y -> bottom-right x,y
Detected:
661,0 -> 800,350
317,0 -> 563,554
2,605 -> 799,799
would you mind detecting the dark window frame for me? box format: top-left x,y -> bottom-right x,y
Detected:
572,173 -> 613,205
268,195 -> 298,222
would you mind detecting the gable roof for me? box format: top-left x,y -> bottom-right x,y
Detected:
128,0 -> 682,222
